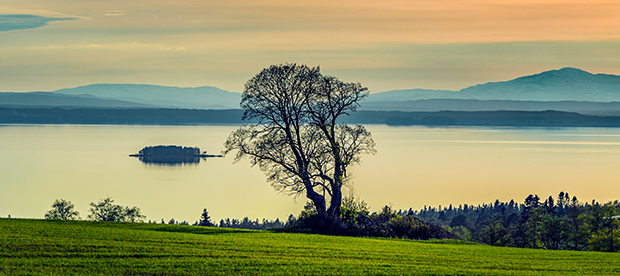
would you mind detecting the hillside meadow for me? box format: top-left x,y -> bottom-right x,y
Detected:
1,218 -> 618,275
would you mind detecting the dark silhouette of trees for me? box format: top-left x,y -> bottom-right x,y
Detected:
197,208 -> 213,227
45,199 -> 80,220
131,145 -> 218,165
138,145 -> 201,157
224,64 -> 375,224
87,197 -> 146,222
410,191 -> 620,252
123,206 -> 146,222
217,217 -> 286,230
88,197 -> 123,222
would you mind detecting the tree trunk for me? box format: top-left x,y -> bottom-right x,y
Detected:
305,180 -> 327,217
327,185 -> 342,219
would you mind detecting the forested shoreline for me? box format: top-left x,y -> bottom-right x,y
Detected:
212,192 -> 620,252
3,107 -> 620,127
0,107 -> 250,125
40,191 -> 620,252
408,192 -> 620,252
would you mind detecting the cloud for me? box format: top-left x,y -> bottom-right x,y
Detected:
41,42 -> 187,51
104,10 -> 128,17
0,14 -> 77,32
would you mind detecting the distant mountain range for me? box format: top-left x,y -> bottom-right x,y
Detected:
0,92 -> 155,108
54,84 -> 241,109
362,67 -> 620,114
367,67 -> 620,102
2,68 -> 620,113
1,84 -> 241,109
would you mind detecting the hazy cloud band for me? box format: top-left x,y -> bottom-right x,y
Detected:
0,14 -> 76,32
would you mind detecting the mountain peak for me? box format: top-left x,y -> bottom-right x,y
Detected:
456,67 -> 620,101
510,67 -> 594,84
557,67 -> 589,73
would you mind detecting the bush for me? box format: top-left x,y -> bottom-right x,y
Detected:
292,202 -> 458,240
340,195 -> 369,225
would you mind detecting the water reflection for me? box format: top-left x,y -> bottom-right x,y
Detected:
136,155 -> 203,166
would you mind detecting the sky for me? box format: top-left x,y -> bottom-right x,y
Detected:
1,0 -> 620,93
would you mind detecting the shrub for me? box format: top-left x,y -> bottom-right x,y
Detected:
293,202 -> 457,240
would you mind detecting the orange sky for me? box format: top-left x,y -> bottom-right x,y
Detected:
1,0 -> 620,92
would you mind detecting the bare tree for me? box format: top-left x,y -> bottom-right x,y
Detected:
309,75 -> 375,217
224,64 -> 375,221
45,199 -> 80,220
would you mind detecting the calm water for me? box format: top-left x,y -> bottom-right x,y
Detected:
2,124 -> 620,223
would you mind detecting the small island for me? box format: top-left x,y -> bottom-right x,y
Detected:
130,145 -> 222,165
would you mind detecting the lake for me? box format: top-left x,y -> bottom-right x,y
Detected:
2,124 -> 620,223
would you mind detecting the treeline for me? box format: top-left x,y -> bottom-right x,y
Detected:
43,199 -> 288,230
3,107 -> 620,127
159,208 -> 288,230
0,107 -> 249,125
217,217 -> 287,230
41,193 -> 620,252
348,110 -> 620,127
408,192 -> 620,252
160,202 -> 455,239
138,145 -> 201,156
156,216 -> 287,230
132,145 -> 211,165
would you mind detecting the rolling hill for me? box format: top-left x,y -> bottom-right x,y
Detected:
2,218 -> 619,275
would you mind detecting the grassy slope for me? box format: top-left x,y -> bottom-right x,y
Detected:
1,219 -> 618,275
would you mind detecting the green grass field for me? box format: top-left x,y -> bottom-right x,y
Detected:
1,218 -> 618,275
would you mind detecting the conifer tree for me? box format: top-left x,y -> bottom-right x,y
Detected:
198,208 -> 213,226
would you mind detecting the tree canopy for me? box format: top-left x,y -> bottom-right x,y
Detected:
224,64 -> 375,221
87,197 -> 146,222
45,199 -> 80,220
